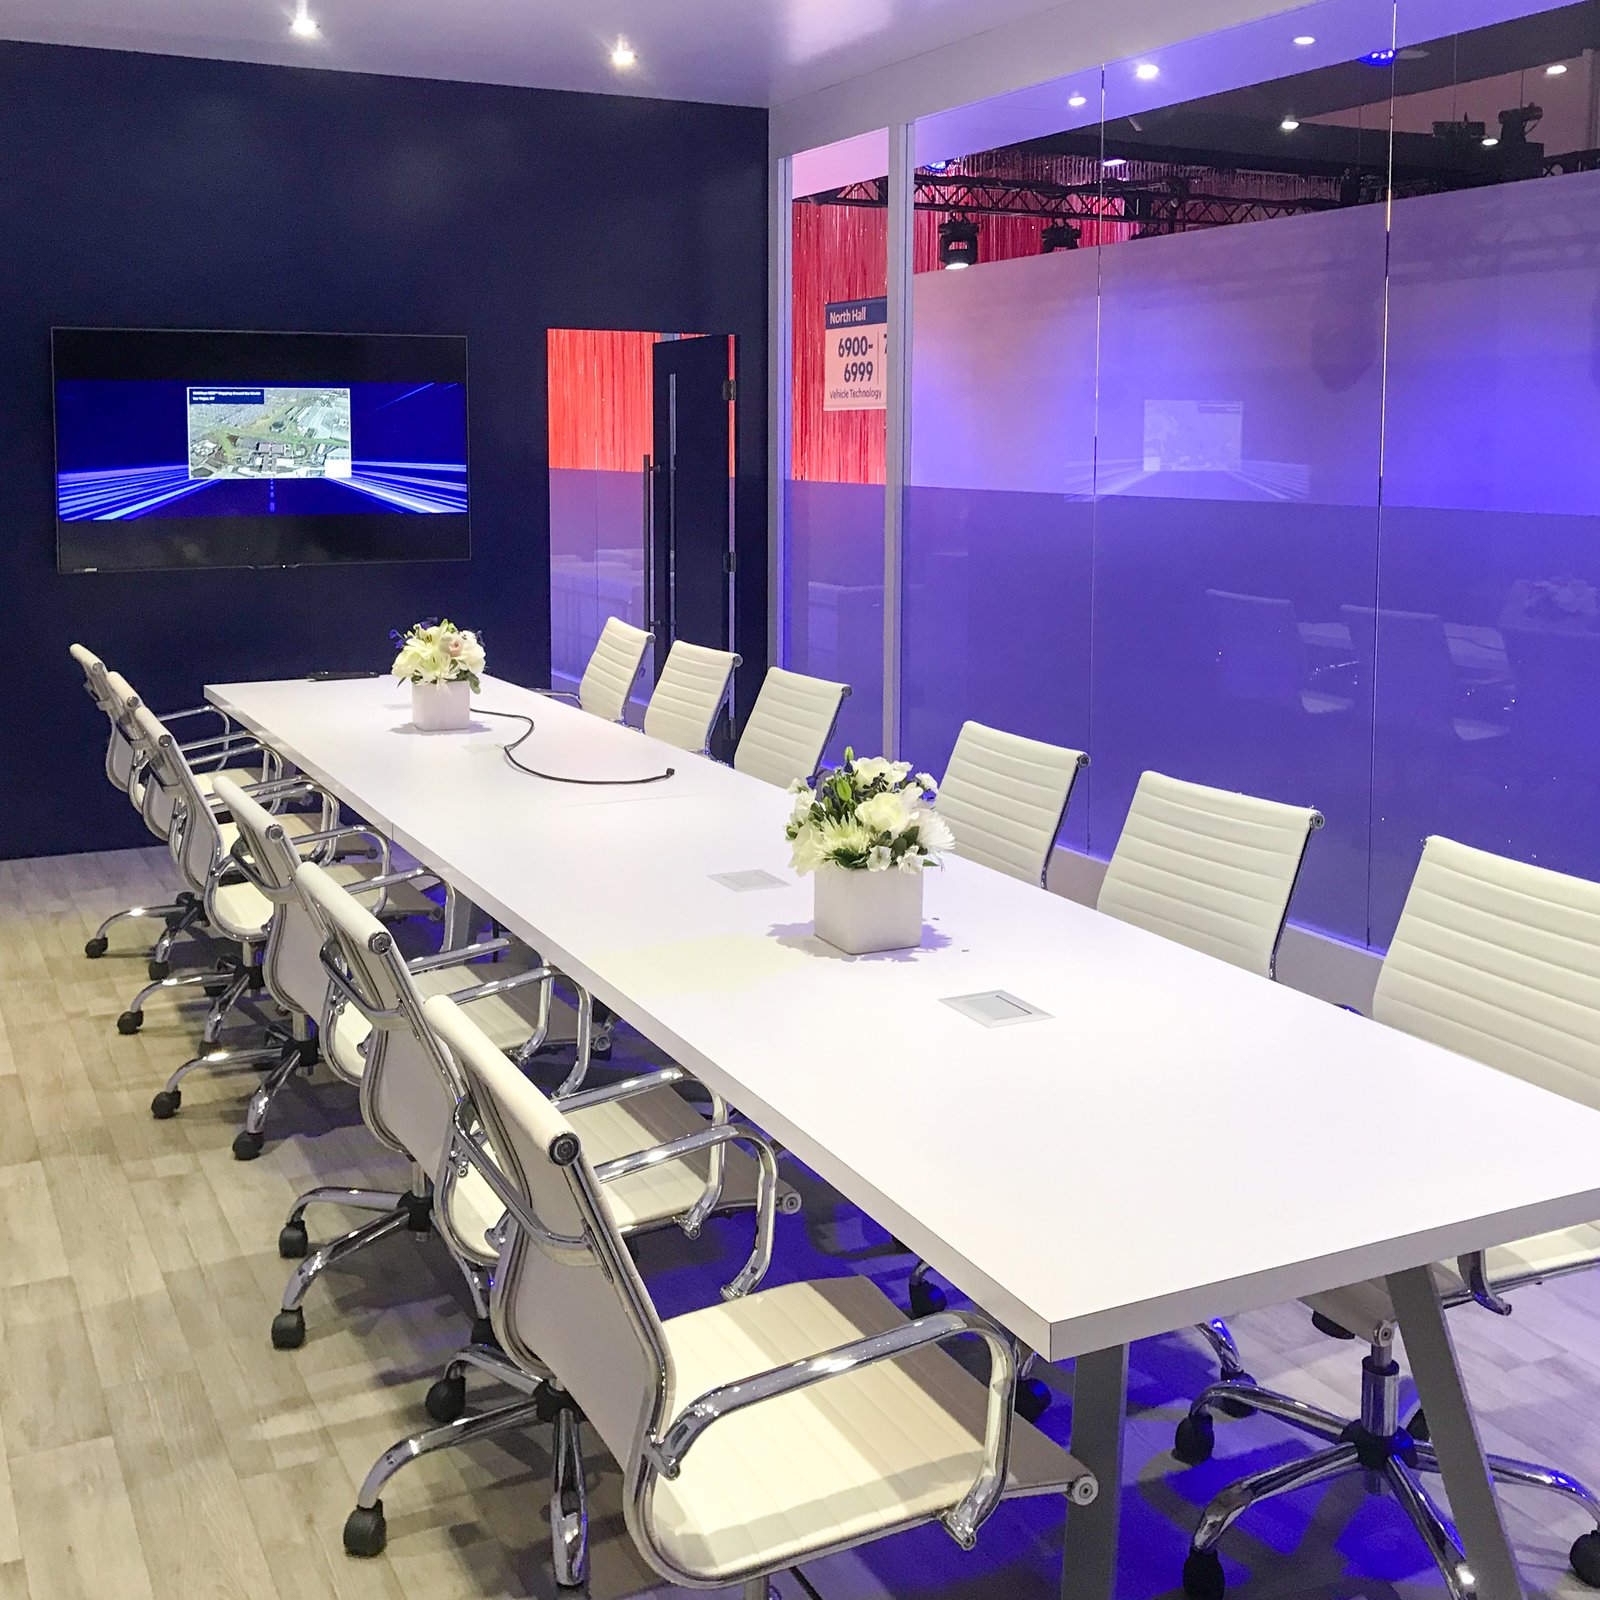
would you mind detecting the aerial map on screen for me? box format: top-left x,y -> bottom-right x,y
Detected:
186,386 -> 352,480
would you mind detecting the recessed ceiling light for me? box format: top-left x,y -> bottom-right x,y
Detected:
1103,156 -> 1127,168
1281,116 -> 1300,131
1068,93 -> 1088,108
289,3 -> 318,37
611,36 -> 636,68
1481,135 -> 1499,147
1293,34 -> 1316,46
1546,62 -> 1568,76
1134,62 -> 1160,81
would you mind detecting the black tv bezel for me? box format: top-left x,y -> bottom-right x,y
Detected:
52,325 -> 471,575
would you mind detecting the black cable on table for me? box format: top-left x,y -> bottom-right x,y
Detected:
476,707 -> 675,785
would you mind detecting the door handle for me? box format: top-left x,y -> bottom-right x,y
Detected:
641,453 -> 654,633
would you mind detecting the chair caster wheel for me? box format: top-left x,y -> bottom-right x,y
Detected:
117,1011 -> 143,1035
470,1315 -> 498,1348
278,1221 -> 309,1259
1217,1385 -> 1256,1419
1571,1531 -> 1600,1588
1015,1376 -> 1052,1423
84,936 -> 109,959
425,1374 -> 467,1423
1173,1412 -> 1216,1466
591,1038 -> 612,1061
271,1308 -> 306,1350
1182,1548 -> 1226,1600
1407,1406 -> 1430,1442
343,1502 -> 387,1558
147,959 -> 171,981
232,1129 -> 265,1162
908,1278 -> 947,1318
150,1089 -> 182,1120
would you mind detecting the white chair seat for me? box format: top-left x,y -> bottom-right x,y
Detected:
1304,1221 -> 1600,1344
649,1275 -> 1078,1579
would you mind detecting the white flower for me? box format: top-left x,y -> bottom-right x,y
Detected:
789,826 -> 828,876
915,772 -> 938,794
857,788 -> 914,838
867,845 -> 893,872
788,789 -> 816,827
915,811 -> 955,856
852,756 -> 912,788
818,817 -> 871,860
786,778 -> 811,795
897,850 -> 928,873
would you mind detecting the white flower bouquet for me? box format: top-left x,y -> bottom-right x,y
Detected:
391,618 -> 486,690
786,751 -> 953,875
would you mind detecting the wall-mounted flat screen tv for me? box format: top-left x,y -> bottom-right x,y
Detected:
54,327 -> 470,573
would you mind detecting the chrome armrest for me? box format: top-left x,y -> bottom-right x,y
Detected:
289,823 -> 390,871
649,1307 -> 1073,1548
536,688 -> 582,704
448,966 -> 554,1009
409,936 -> 512,973
349,866 -> 433,895
1455,1250 -> 1513,1317
556,1065 -> 690,1111
239,775 -> 320,801
554,982 -> 597,1098
594,1122 -> 779,1299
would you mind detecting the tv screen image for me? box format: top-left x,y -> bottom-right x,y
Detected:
54,328 -> 470,573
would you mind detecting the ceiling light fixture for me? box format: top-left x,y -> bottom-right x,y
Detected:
1545,62 -> 1568,76
1041,220 -> 1082,253
1361,47 -> 1396,66
1102,156 -> 1127,168
611,36 -> 636,68
1481,135 -> 1499,146
289,2 -> 318,38
1281,116 -> 1300,131
1068,93 -> 1088,108
1134,62 -> 1160,81
1293,34 -> 1316,46
938,215 -> 980,270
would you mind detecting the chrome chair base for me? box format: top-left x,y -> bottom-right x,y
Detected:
84,891 -> 196,960
148,1031 -> 319,1160
1177,1341 -> 1600,1599
271,1186 -> 434,1349
343,1342 -> 587,1586
116,947 -> 264,1040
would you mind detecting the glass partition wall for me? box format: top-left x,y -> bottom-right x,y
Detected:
776,0 -> 1600,951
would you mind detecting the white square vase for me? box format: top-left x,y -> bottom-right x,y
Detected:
411,678 -> 472,732
813,866 -> 925,956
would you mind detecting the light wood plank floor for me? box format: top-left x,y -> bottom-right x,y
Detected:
2,845 -> 1599,1600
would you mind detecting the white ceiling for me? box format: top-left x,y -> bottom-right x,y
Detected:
0,0 -> 1094,109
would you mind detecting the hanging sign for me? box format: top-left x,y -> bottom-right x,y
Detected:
823,298 -> 888,411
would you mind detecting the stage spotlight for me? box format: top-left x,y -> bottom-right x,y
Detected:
611,37 -> 636,68
290,3 -> 319,38
1134,62 -> 1160,81
1498,102 -> 1543,143
1293,34 -> 1316,45
938,215 -> 979,270
1041,220 -> 1081,253
1068,93 -> 1088,108
1482,135 -> 1500,147
1281,116 -> 1300,131
1546,62 -> 1568,76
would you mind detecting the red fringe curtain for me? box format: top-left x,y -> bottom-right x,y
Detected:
547,328 -> 663,473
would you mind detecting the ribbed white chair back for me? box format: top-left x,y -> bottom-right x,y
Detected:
427,993 -> 667,1472
214,776 -> 326,1019
935,721 -> 1087,886
578,617 -> 652,723
101,669 -> 152,801
1097,771 -> 1321,979
733,667 -> 849,788
296,861 -> 464,1168
1375,836 -> 1600,1113
643,641 -> 740,755
131,703 -> 237,914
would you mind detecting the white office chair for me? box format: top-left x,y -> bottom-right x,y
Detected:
75,654 -> 271,977
576,616 -> 653,722
643,639 -> 741,755
732,666 -> 850,788
275,861 -> 777,1355
1175,836 -> 1600,1600
1099,770 -> 1323,1390
111,699 -> 305,1047
934,720 -> 1088,886
341,991 -> 1097,1591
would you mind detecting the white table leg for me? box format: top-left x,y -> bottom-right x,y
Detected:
1061,1343 -> 1128,1600
1387,1266 -> 1526,1600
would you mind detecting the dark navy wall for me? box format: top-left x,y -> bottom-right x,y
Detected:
0,39 -> 768,859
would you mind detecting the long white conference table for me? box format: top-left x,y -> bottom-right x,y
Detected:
209,671 -> 1600,1600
